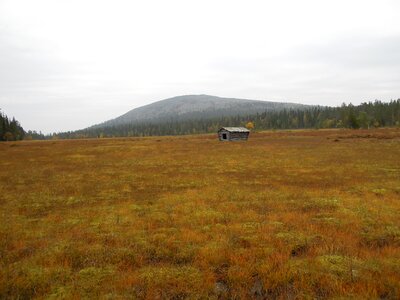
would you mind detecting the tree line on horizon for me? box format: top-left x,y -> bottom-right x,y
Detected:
2,100 -> 400,141
0,109 -> 25,141
53,99 -> 400,139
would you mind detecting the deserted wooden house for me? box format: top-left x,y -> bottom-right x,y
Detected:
218,127 -> 250,141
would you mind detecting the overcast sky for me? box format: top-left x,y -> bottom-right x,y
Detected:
1,0 -> 400,133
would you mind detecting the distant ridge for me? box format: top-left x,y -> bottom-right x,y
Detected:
92,94 -> 308,128
57,97 -> 400,139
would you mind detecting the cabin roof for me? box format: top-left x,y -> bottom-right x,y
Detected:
219,127 -> 250,133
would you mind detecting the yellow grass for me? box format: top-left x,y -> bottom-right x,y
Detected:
1,128 -> 400,299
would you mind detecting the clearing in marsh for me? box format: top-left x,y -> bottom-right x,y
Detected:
1,128 -> 400,298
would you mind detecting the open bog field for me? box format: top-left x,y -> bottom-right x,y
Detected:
1,128 -> 400,299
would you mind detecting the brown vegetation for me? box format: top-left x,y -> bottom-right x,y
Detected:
1,128 -> 400,298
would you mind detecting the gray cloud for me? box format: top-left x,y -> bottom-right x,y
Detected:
0,29 -> 69,92
208,35 -> 400,105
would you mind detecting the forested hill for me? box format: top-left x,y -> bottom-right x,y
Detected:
56,100 -> 400,139
93,94 -> 308,128
0,110 -> 25,141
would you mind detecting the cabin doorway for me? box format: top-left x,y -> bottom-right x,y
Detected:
222,133 -> 227,140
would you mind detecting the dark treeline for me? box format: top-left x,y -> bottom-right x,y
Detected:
0,109 -> 25,141
24,130 -> 47,140
55,100 -> 400,139
252,100 -> 400,130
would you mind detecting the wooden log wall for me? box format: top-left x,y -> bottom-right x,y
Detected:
218,131 -> 249,141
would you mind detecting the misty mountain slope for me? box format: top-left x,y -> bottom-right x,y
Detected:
93,95 -> 308,128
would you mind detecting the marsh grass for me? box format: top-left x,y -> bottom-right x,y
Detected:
0,128 -> 400,298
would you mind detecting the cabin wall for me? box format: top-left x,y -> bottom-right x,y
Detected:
229,132 -> 249,141
218,131 -> 249,141
218,130 -> 230,141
